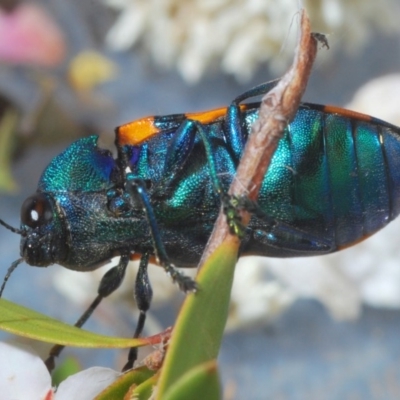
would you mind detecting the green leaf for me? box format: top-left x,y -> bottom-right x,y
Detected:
163,360 -> 221,400
156,238 -> 238,398
0,298 -> 147,348
95,366 -> 156,400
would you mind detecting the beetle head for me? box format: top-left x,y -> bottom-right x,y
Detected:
19,192 -> 68,267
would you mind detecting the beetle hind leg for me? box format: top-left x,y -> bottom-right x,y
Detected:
249,211 -> 334,256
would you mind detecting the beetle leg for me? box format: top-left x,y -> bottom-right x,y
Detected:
224,79 -> 280,163
123,252 -> 152,371
224,104 -> 245,163
247,200 -> 333,254
44,253 -> 130,372
156,120 -> 225,198
252,223 -> 333,255
126,175 -> 198,293
229,196 -> 333,253
232,79 -> 280,105
158,120 -> 197,189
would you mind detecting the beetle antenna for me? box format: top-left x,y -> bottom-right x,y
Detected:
0,258 -> 24,298
0,219 -> 24,235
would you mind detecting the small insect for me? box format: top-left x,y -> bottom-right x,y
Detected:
1,80 -> 400,371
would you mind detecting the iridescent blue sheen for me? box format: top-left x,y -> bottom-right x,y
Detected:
38,136 -> 115,192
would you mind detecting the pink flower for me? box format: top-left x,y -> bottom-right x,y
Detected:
0,3 -> 66,66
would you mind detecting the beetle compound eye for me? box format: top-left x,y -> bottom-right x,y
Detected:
21,193 -> 53,229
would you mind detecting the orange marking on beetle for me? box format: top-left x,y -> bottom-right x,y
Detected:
117,116 -> 158,146
184,104 -> 249,124
322,105 -> 373,123
185,107 -> 228,124
116,105 -> 250,146
117,109 -> 229,147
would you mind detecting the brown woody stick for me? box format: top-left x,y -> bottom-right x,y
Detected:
199,10 -> 320,266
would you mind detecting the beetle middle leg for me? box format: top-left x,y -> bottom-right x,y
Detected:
125,176 -> 197,293
123,252 -> 152,371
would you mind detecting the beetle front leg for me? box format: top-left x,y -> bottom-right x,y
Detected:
45,253 -> 130,372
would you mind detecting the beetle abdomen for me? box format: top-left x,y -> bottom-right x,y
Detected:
257,105 -> 400,251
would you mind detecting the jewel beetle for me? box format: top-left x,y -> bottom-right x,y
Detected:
1,80 -> 400,371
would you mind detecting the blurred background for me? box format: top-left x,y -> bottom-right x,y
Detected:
1,0 -> 400,398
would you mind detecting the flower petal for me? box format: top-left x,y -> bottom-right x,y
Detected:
55,367 -> 121,400
0,341 -> 53,400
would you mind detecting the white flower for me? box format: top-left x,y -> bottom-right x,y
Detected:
0,342 -> 120,400
103,0 -> 400,82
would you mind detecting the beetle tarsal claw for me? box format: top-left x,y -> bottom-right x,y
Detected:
165,264 -> 198,293
179,276 -> 198,293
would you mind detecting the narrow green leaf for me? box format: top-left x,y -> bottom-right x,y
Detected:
0,298 -> 147,348
156,238 -> 238,397
163,360 -> 221,400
